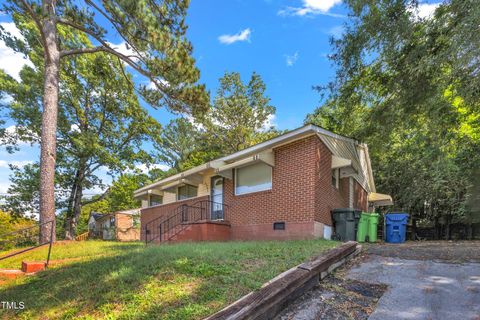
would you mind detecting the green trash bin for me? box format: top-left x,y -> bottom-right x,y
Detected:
356,212 -> 369,242
367,213 -> 379,243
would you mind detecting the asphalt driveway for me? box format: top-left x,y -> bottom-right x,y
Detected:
348,242 -> 480,320
276,241 -> 480,320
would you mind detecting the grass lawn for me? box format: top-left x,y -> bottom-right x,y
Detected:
0,239 -> 338,320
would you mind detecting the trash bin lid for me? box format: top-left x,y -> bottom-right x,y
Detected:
332,208 -> 358,213
386,212 -> 409,222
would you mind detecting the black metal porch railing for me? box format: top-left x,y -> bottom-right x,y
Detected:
144,200 -> 228,245
0,220 -> 55,268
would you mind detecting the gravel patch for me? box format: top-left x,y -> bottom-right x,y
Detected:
276,254 -> 386,320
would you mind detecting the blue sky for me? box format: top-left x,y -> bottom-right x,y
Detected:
0,0 -> 441,196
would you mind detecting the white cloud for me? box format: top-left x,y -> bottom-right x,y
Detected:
285,51 -> 299,66
70,124 -> 80,132
0,22 -> 34,80
326,25 -> 344,38
218,28 -> 252,45
0,182 -> 10,194
135,163 -> 171,174
304,0 -> 342,12
262,114 -> 276,131
106,41 -> 139,63
278,0 -> 343,17
409,2 -> 441,19
185,114 -> 207,131
146,82 -> 156,90
0,125 -> 38,145
107,41 -> 134,56
0,160 -> 33,168
146,78 -> 169,90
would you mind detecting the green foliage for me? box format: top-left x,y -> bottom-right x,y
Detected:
158,118 -> 209,171
0,0 -> 209,113
1,163 -> 41,217
0,15 -> 168,236
154,71 -> 282,177
107,174 -> 148,212
202,71 -> 278,154
307,0 -> 480,235
0,210 -> 37,250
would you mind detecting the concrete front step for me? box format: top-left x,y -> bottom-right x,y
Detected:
0,261 -> 46,281
0,269 -> 25,280
22,261 -> 46,273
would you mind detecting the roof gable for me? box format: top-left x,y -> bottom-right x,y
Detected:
135,124 -> 376,194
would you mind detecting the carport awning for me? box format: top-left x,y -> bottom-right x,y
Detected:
331,155 -> 352,169
160,178 -> 201,192
368,193 -> 393,206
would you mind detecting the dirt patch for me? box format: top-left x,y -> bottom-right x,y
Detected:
276,255 -> 387,320
365,241 -> 480,263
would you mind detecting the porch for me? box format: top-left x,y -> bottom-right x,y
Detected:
143,199 -> 230,244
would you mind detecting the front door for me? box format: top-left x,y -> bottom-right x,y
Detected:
210,176 -> 224,220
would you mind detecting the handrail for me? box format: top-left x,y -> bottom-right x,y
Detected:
144,200 -> 228,245
0,220 -> 55,268
75,232 -> 89,241
144,204 -> 187,243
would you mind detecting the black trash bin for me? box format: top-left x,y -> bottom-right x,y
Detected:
332,208 -> 361,241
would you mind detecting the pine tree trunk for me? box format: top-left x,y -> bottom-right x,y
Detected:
39,3 -> 59,243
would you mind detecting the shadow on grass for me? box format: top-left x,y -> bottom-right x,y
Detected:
0,241 -> 143,269
0,240 -> 337,320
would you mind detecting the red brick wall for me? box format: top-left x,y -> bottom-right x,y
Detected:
231,222 -> 316,240
174,221 -> 231,242
354,180 -> 368,211
115,213 -> 140,241
224,135 -> 326,240
140,195 -> 209,241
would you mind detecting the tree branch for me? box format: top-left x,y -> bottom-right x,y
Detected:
84,0 -> 150,62
81,187 -> 110,206
60,46 -> 106,56
16,0 -> 46,45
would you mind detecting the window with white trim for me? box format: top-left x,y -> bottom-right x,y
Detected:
332,168 -> 339,189
235,162 -> 272,195
177,184 -> 198,200
149,194 -> 163,207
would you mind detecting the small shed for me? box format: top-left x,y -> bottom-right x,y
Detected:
88,209 -> 141,241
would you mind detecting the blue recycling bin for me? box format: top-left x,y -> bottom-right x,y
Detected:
385,213 -> 409,243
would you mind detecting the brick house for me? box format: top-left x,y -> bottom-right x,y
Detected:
134,125 -> 392,243
88,208 -> 141,241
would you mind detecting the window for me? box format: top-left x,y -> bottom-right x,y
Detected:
149,194 -> 163,207
235,162 -> 272,195
109,216 -> 115,227
273,222 -> 285,230
332,168 -> 339,189
177,184 -> 198,200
